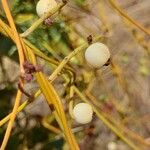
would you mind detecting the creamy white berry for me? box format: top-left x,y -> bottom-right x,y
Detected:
73,103 -> 93,124
85,42 -> 110,68
36,0 -> 57,17
108,142 -> 117,150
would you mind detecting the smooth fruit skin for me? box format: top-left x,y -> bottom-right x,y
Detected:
107,142 -> 117,150
85,42 -> 110,68
73,103 -> 93,124
36,0 -> 57,17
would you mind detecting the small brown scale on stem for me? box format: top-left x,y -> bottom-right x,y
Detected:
23,61 -> 42,74
85,124 -> 95,137
44,17 -> 54,26
102,102 -> 114,113
49,104 -> 55,112
87,35 -> 93,44
18,61 -> 42,100
62,0 -> 68,4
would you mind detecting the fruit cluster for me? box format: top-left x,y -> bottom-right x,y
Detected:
36,0 -> 111,125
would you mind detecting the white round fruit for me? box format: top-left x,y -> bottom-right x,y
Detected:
73,103 -> 93,124
36,0 -> 57,17
85,42 -> 110,68
108,142 -> 117,150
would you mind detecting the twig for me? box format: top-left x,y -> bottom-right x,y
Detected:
108,0 -> 150,36
0,0 -> 25,149
20,2 -> 67,38
26,47 -> 80,150
1,1 -> 25,72
73,86 -> 141,150
48,35 -> 104,82
0,90 -> 22,150
18,82 -> 34,100
0,18 -> 74,72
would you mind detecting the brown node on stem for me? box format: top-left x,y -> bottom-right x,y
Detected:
85,124 -> 95,137
23,61 -> 41,74
22,61 -> 42,82
87,35 -> 93,44
49,104 -> 55,112
62,0 -> 68,4
102,102 -> 114,113
44,17 -> 54,26
20,73 -> 33,82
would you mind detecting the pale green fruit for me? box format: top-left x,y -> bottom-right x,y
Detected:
36,0 -> 57,17
73,103 -> 93,124
85,42 -> 110,68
